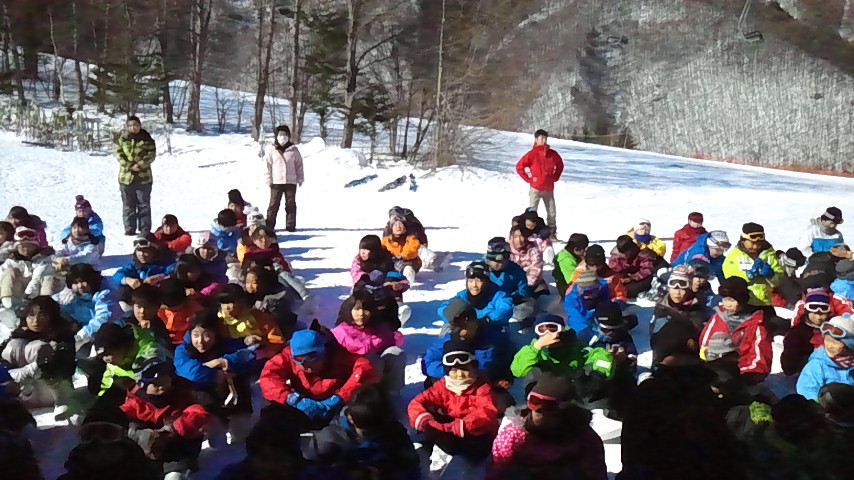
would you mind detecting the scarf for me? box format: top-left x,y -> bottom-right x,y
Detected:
634,233 -> 651,244
444,376 -> 475,395
829,353 -> 854,369
275,140 -> 294,153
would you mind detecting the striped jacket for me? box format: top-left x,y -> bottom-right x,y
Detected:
116,130 -> 156,185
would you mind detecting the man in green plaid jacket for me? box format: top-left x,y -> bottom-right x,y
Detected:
116,116 -> 156,235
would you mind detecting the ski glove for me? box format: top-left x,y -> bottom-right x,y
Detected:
294,395 -> 341,419
748,259 -> 774,279
286,392 -> 302,407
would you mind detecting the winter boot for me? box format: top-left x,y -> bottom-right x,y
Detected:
398,303 -> 412,326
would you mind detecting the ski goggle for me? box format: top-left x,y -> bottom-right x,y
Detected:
527,391 -> 561,412
15,229 -> 38,241
294,349 -> 324,364
667,278 -> 690,290
442,351 -> 475,367
80,422 -> 124,444
535,322 -> 563,336
465,263 -> 489,279
742,232 -> 765,242
821,322 -> 851,340
805,302 -> 831,314
133,238 -> 152,249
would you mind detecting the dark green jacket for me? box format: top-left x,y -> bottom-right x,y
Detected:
116,129 -> 156,185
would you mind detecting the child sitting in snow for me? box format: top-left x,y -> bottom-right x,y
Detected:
553,233 -> 589,298
119,362 -> 210,477
93,322 -> 172,397
58,195 -> 105,252
381,213 -> 421,284
699,277 -> 772,384
189,233 -> 228,285
608,234 -> 657,299
352,270 -> 408,330
563,270 -> 612,334
832,259 -> 854,301
157,278 -> 204,347
123,284 -> 172,351
437,261 -> 513,328
513,208 -> 554,263
796,315 -> 854,399
244,264 -> 306,335
486,372 -> 607,480
60,263 -> 119,350
304,384 -> 420,478
408,339 -> 499,462
54,217 -> 103,272
350,234 -> 396,286
112,236 -> 175,304
331,291 -> 404,394
217,284 -> 285,359
671,212 -> 706,262
578,301 -> 638,360
650,264 -> 709,335
210,209 -> 241,256
153,215 -> 192,255
174,312 -> 257,441
6,206 -> 48,247
508,226 -> 548,296
0,296 -> 76,412
227,189 -> 253,227
383,206 -> 447,272
238,225 -> 290,271
0,226 -> 56,309
173,255 -> 221,300
569,245 -> 628,304
0,221 -> 15,264
627,218 -> 667,259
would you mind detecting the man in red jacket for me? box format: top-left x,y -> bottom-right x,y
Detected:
515,129 -> 564,238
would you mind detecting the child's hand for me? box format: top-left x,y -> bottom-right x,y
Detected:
244,335 -> 262,346
143,274 -> 166,286
609,345 -> 629,364
534,331 -> 561,350
203,358 -> 229,371
137,318 -> 151,329
125,278 -> 142,289
496,379 -> 513,390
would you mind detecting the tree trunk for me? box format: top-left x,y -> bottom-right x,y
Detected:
341,0 -> 360,149
433,0 -> 446,166
48,9 -> 63,103
158,0 -> 174,124
3,5 -> 25,104
186,0 -> 212,133
253,0 -> 276,142
72,2 -> 85,110
289,0 -> 302,142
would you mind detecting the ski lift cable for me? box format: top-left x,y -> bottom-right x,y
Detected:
737,0 -> 764,42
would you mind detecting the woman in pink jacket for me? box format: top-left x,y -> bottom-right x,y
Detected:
263,125 -> 304,232
331,291 -> 405,395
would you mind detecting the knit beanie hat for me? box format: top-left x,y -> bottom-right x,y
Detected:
718,277 -> 750,304
804,288 -> 831,308
566,233 -> 590,251
594,302 -> 625,329
616,235 -> 639,254
688,212 -> 704,224
486,237 -> 511,262
575,270 -> 599,288
821,206 -> 843,224
781,247 -> 807,269
93,323 -> 135,356
822,315 -> 854,350
669,265 -> 695,285
74,195 -> 92,210
13,226 -> 39,247
444,297 -> 473,325
836,259 -> 854,281
246,208 -> 265,229
706,332 -> 737,361
227,189 -> 246,206
706,230 -> 731,249
741,222 -> 764,237
584,245 -> 606,265
800,262 -> 836,289
530,372 -> 577,407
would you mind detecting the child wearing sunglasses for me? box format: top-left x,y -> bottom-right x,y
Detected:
511,315 -> 614,380
722,223 -> 783,307
112,236 -> 175,304
796,315 -> 854,399
487,372 -> 606,480
0,226 -> 56,309
408,339 -> 499,461
699,277 -> 772,384
563,270 -> 612,334
651,265 -> 708,336
782,289 -> 838,375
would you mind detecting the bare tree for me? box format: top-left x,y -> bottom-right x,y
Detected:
157,0 -> 175,124
252,0 -> 277,141
187,0 -> 213,132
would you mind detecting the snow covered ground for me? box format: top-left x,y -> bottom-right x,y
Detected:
1,91 -> 853,478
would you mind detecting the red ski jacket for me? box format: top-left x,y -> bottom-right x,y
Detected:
515,144 -> 564,192
700,307 -> 772,375
408,377 -> 499,439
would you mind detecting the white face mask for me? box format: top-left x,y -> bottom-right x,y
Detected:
277,134 -> 289,144
444,376 -> 476,395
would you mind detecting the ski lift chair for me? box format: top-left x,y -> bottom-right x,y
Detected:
738,0 -> 764,43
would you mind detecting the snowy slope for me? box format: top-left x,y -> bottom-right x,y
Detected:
1,109 -> 852,478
